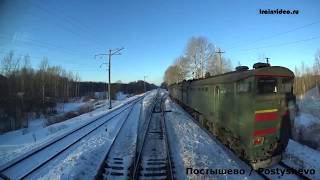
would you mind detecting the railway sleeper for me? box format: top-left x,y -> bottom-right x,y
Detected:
102,158 -> 131,178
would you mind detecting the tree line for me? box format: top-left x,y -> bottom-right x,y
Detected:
164,36 -> 232,85
0,51 -> 82,132
293,50 -> 320,96
0,51 -> 158,132
80,81 -> 157,99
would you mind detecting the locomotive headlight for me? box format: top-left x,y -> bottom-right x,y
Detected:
253,136 -> 264,145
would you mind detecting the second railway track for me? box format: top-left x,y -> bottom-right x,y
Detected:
132,93 -> 174,180
0,95 -> 145,180
95,96 -> 143,179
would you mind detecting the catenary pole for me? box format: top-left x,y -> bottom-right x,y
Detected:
95,47 -> 124,109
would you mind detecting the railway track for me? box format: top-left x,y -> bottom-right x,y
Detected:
0,95 -> 144,180
132,94 -> 174,180
95,97 -> 143,179
278,161 -> 311,180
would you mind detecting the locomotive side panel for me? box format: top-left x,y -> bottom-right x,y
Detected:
167,65 -> 295,169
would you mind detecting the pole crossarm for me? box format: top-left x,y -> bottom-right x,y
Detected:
94,47 -> 125,109
111,47 -> 124,55
94,54 -> 108,58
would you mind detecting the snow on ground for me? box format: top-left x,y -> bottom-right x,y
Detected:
283,140 -> 320,179
136,90 -> 158,152
56,101 -> 86,114
293,112 -> 320,151
103,101 -> 142,179
116,91 -> 130,101
28,91 -> 156,179
298,85 -> 320,101
297,86 -> 320,117
0,95 -> 142,167
33,106 -> 133,179
293,86 -> 320,150
294,113 -> 319,129
164,96 -> 261,180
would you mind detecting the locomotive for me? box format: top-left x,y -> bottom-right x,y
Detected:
168,63 -> 296,169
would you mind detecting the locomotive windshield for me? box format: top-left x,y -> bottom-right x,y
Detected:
281,78 -> 293,93
256,77 -> 277,94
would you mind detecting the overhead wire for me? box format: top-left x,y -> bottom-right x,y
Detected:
27,0 -> 106,48
240,36 -> 320,51
0,34 -> 89,57
227,20 -> 320,51
45,0 -> 106,47
1,0 -> 106,66
0,50 -> 98,71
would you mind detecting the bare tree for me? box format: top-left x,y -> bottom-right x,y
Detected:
207,51 -> 232,75
314,50 -> 320,75
164,65 -> 181,85
0,51 -> 20,76
185,36 -> 215,79
174,56 -> 190,81
39,58 -> 49,104
293,52 -> 320,96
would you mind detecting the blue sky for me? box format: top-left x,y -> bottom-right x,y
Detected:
0,0 -> 319,85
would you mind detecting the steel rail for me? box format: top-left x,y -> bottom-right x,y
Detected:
161,94 -> 174,180
0,95 -> 145,179
131,100 -> 157,179
131,91 -> 160,179
132,92 -> 174,179
94,97 -> 141,179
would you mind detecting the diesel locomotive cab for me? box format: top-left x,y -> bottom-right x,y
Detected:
250,66 -> 295,169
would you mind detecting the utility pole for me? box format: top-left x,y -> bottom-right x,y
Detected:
215,48 -> 225,74
95,47 -> 124,109
265,57 -> 270,65
143,76 -> 148,93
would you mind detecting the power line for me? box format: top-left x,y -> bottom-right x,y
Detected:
0,51 -> 98,70
0,33 -> 89,57
228,20 -> 320,50
27,0 -> 106,48
47,1 -> 103,45
240,36 -> 320,51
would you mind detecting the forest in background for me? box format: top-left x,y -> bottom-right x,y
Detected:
293,52 -> 320,96
0,51 -> 157,132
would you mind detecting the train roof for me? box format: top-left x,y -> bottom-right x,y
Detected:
170,65 -> 294,86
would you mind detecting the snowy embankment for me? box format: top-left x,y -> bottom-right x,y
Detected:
0,95 -> 141,167
282,86 -> 320,179
56,101 -> 86,114
283,140 -> 320,179
164,97 -> 261,180
35,91 -> 156,179
293,86 -> 320,150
